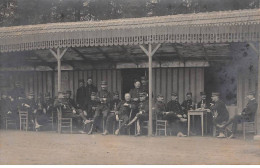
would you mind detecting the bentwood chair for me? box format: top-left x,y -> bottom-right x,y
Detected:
57,107 -> 72,134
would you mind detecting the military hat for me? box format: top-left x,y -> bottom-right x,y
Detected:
141,76 -> 147,80
211,92 -> 220,97
186,92 -> 192,96
139,92 -> 147,97
91,92 -> 96,96
66,90 -> 72,94
171,92 -> 178,96
200,91 -> 206,96
247,91 -> 255,96
100,81 -> 108,85
78,79 -> 85,83
87,77 -> 93,80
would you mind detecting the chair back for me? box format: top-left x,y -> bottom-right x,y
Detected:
19,110 -> 28,119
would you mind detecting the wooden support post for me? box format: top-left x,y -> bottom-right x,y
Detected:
49,48 -> 68,92
140,43 -> 161,136
255,42 -> 260,140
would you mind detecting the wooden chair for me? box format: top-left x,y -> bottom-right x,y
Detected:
156,120 -> 167,136
57,108 -> 72,134
5,116 -> 17,130
242,121 -> 256,140
19,111 -> 28,131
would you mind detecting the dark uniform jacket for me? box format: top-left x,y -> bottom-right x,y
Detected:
242,98 -> 258,121
138,100 -> 149,114
0,98 -> 9,116
117,100 -> 136,118
97,90 -> 112,103
129,88 -> 142,101
86,99 -> 99,118
85,84 -> 98,102
110,99 -> 121,111
181,99 -> 194,115
42,99 -> 54,117
210,99 -> 229,123
76,86 -> 86,108
153,101 -> 166,120
54,98 -> 76,117
166,100 -> 183,115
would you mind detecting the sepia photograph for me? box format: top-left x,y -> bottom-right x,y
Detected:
0,0 -> 260,166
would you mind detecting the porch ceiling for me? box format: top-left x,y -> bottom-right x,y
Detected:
0,42 -> 233,69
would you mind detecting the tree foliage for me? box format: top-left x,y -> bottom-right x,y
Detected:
0,0 -> 259,27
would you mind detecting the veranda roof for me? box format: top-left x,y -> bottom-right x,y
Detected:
0,8 -> 259,53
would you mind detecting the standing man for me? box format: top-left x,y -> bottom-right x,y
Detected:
219,91 -> 257,138
12,81 -> 25,99
140,76 -> 149,95
210,92 -> 229,138
129,80 -> 142,103
166,92 -> 187,137
76,79 -> 86,109
97,81 -> 112,103
85,77 -> 98,104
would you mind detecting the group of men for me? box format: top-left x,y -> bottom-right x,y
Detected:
0,77 -> 257,138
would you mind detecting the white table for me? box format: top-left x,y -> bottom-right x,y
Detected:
188,109 -> 210,136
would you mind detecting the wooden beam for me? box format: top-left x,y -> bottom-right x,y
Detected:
249,42 -> 259,54
96,47 -> 112,62
173,44 -> 185,63
70,47 -> 94,62
120,46 -> 139,65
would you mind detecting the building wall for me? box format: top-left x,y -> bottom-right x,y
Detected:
0,67 -> 204,103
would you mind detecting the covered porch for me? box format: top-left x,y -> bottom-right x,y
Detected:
0,8 -> 260,137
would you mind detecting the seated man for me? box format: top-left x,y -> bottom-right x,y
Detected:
2,93 -> 19,127
88,95 -> 110,135
153,94 -> 166,134
54,91 -> 86,133
181,92 -> 194,116
34,94 -> 49,130
20,92 -> 38,129
113,93 -> 136,135
127,92 -> 149,136
166,92 -> 187,137
219,91 -> 257,138
197,92 -> 210,109
210,92 -> 229,138
86,92 -> 99,119
102,91 -> 122,135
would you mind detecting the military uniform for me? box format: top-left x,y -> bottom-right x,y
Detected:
181,92 -> 194,115
97,90 -> 112,103
89,95 -> 110,134
153,100 -> 166,120
76,79 -> 87,109
85,83 -> 98,103
222,92 -> 258,136
210,99 -> 229,124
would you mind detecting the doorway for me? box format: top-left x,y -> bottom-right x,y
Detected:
121,69 -> 146,99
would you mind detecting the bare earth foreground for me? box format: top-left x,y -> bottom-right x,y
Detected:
0,130 -> 260,165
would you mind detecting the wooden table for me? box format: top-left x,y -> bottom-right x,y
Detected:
188,109 -> 210,136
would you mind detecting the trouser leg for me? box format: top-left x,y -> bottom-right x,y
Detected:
118,115 -> 129,133
105,113 -> 116,133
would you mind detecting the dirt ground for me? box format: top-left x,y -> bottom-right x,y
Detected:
0,130 -> 260,165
